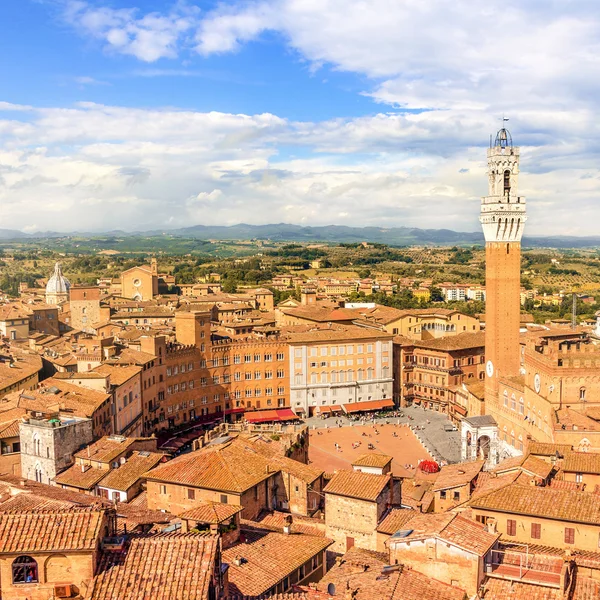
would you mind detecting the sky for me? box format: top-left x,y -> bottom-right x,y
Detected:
1,1 -> 600,235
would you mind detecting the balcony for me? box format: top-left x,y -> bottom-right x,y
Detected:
486,547 -> 563,588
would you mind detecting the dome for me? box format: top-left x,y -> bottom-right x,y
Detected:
46,262 -> 71,295
494,127 -> 512,149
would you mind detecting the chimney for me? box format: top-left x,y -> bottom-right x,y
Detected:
233,556 -> 243,567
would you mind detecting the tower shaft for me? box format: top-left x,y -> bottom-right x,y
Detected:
480,129 -> 527,406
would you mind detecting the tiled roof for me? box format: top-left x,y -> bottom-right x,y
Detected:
315,546 -> 465,600
527,441 -> 572,457
436,514 -> 499,555
145,441 -> 273,493
352,452 -> 392,469
470,482 -> 600,525
0,304 -> 29,321
0,419 -> 21,439
0,493 -> 75,513
241,511 -> 326,537
562,451 -> 600,474
549,479 -> 583,491
32,378 -> 111,417
75,436 -> 152,464
55,464 -> 108,490
88,534 -> 218,600
94,363 -> 142,385
493,454 -> 553,480
223,529 -> 332,597
98,451 -> 164,492
573,576 -> 600,600
376,508 -> 415,535
471,472 -> 520,500
179,502 -> 243,524
0,506 -> 106,553
411,331 -> 485,352
0,350 -> 43,393
482,578 -> 562,599
432,460 -> 484,492
284,324 -> 393,344
555,408 -> 600,431
323,470 -> 391,502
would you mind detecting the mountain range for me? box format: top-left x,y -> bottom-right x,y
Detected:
0,224 -> 599,248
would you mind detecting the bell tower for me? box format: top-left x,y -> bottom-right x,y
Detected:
480,126 -> 527,406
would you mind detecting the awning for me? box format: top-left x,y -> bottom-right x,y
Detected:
276,408 -> 298,421
342,398 -> 395,414
224,407 -> 245,415
245,408 -> 300,423
316,405 -> 343,415
452,404 -> 468,416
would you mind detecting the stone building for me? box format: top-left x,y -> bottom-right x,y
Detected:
19,412 -> 93,485
0,507 -> 115,600
387,512 -> 500,597
323,469 -> 400,552
70,286 -> 109,332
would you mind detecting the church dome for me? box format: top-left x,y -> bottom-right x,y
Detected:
46,262 -> 71,295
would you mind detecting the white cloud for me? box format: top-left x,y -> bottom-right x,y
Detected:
2,101 -> 600,234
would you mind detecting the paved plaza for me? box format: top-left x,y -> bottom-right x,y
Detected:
306,405 -> 461,477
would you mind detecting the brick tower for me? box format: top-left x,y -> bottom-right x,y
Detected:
480,126 -> 527,406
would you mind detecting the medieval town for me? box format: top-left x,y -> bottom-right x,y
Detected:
0,126 -> 598,600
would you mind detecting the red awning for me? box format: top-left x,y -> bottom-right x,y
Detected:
276,408 -> 298,421
453,405 -> 468,416
245,408 -> 299,423
342,398 -> 395,414
224,407 -> 245,415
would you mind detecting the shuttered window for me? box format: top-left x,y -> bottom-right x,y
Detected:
507,519 -> 517,536
565,528 -> 575,545
531,523 -> 541,539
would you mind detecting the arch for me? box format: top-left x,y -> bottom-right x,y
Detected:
45,554 -> 72,583
34,461 -> 42,483
12,556 -> 38,584
580,387 -> 586,401
503,169 -> 511,197
477,435 -> 490,460
32,433 -> 41,456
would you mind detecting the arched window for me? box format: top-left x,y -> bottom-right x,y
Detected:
331,371 -> 338,384
580,387 -> 586,401
320,372 -> 327,384
12,556 -> 38,584
367,367 -> 374,380
503,169 -> 511,197
358,369 -> 364,381
33,434 -> 41,457
347,370 -> 354,382
35,462 -> 42,483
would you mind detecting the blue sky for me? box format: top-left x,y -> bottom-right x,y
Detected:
1,1 -> 600,234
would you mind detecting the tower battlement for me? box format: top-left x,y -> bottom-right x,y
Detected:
480,131 -> 527,243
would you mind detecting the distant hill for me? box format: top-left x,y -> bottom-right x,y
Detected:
3,223 -> 600,248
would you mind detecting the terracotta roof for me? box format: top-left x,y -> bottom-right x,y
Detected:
89,534 -> 218,600
555,408 -> 600,431
562,451 -> 600,475
482,578 -> 562,599
0,350 -> 42,393
573,576 -> 600,600
285,324 -> 393,344
470,482 -> 600,525
98,451 -> 164,492
527,441 -> 572,457
0,506 -> 106,553
93,363 -> 142,385
435,514 -> 499,555
376,508 -> 415,534
432,460 -> 484,492
179,502 -> 243,524
324,470 -> 391,502
241,511 -> 326,537
55,464 -> 108,490
223,529 -> 332,597
0,304 -> 29,321
315,546 -> 465,600
0,492 -> 75,513
411,331 -> 485,351
352,452 -> 392,469
145,440 -> 273,493
75,436 -> 153,464
471,472 -> 520,500
492,454 -> 553,480
30,378 -> 111,418
549,479 -> 584,491
0,419 -> 21,439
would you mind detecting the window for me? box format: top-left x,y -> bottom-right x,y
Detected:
187,488 -> 195,500
12,556 -> 38,584
234,355 -> 241,364
507,519 -> 517,536
277,352 -> 285,361
565,528 -> 575,544
220,494 -> 228,503
531,523 -> 541,539
440,490 -> 446,499
254,354 -> 261,362
244,354 -> 252,363
453,491 -> 460,501
160,485 -> 167,495
580,387 -> 586,401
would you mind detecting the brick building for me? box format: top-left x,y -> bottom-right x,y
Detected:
395,331 -> 485,412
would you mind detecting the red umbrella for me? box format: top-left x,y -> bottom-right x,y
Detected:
419,460 -> 440,473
